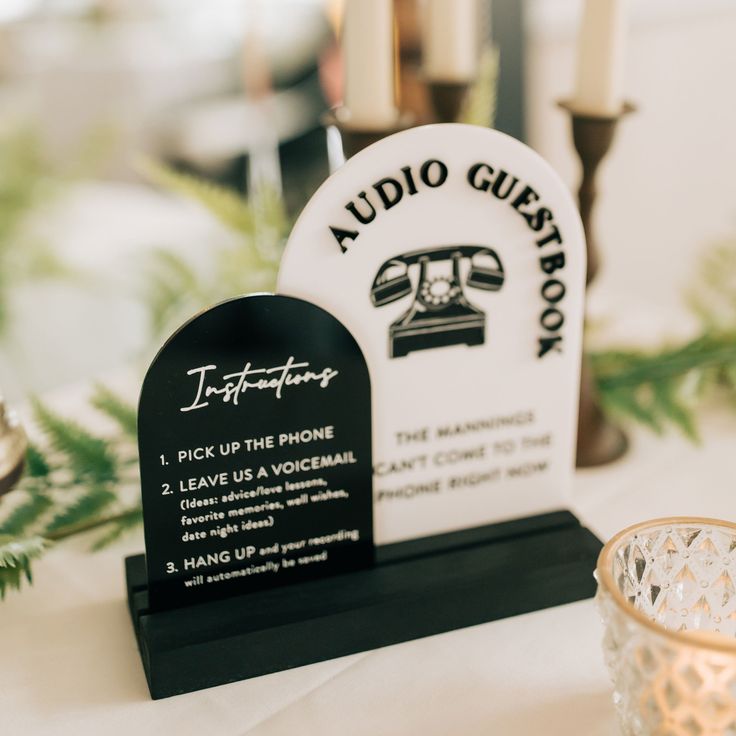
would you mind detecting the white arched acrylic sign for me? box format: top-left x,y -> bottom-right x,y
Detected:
278,124 -> 586,545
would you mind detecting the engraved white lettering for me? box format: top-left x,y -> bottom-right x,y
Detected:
180,356 -> 339,412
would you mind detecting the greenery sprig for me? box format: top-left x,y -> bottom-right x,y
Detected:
0,387 -> 140,598
592,333 -> 736,441
0,128 -> 64,335
0,123 -> 117,336
136,159 -> 287,338
592,242 -> 736,439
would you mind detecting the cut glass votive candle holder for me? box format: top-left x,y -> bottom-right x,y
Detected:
595,518 -> 736,735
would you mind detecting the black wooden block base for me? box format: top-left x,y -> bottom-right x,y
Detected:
126,510 -> 601,699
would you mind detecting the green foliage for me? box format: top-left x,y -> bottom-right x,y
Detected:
31,399 -> 117,483
0,535 -> 47,598
25,444 -> 51,478
593,239 -> 736,438
139,159 -> 259,234
0,127 -> 64,334
0,122 -> 116,336
90,505 -> 144,551
0,129 -> 53,247
91,384 -> 138,438
0,493 -> 53,537
0,389 -> 142,597
137,159 -> 287,338
143,247 -> 209,337
459,45 -> 499,128
594,334 -> 736,440
44,487 -> 117,535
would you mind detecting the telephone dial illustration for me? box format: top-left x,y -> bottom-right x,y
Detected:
370,245 -> 505,358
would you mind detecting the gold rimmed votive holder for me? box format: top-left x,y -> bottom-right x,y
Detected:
596,517 -> 736,735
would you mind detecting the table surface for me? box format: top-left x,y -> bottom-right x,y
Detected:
3,385 -> 735,736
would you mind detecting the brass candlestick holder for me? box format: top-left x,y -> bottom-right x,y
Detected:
427,80 -> 470,123
559,100 -> 635,468
324,108 -> 413,163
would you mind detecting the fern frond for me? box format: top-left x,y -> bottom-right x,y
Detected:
142,248 -> 207,334
0,535 -> 47,598
43,487 -> 117,536
32,399 -> 117,483
0,493 -> 53,536
137,158 -> 257,234
652,380 -> 699,442
0,391 -> 143,599
594,335 -> 736,389
599,385 -> 663,434
91,385 -> 137,439
145,248 -> 201,292
136,158 -> 288,339
593,331 -> 736,439
25,444 -> 51,478
213,245 -> 278,294
90,505 -> 143,551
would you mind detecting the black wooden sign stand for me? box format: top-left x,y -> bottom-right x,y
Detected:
126,509 -> 600,699
126,293 -> 600,699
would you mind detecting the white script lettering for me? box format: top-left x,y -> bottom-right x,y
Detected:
180,357 -> 339,412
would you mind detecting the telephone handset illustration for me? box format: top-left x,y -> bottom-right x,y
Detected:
370,245 -> 505,358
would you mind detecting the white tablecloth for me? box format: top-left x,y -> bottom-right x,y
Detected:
3,392 -> 735,735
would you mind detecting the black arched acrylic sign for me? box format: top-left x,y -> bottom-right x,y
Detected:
138,294 -> 373,611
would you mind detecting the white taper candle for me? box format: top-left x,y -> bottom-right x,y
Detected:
423,0 -> 479,83
573,0 -> 629,116
342,0 -> 398,130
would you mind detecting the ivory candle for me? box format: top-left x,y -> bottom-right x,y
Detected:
423,0 -> 479,82
342,0 -> 398,130
573,0 -> 629,116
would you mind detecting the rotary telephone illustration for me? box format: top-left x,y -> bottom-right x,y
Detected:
370,245 -> 505,358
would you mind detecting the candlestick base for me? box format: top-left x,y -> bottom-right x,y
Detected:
576,356 -> 628,468
323,109 -> 414,163
427,81 -> 470,123
557,100 -> 636,468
